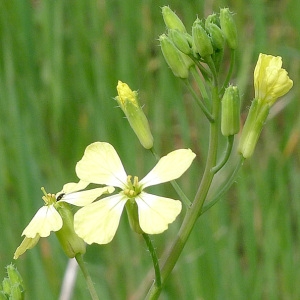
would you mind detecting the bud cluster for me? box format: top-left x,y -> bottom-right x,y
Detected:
0,264 -> 25,300
159,6 -> 237,78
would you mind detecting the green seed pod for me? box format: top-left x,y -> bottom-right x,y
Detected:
221,86 -> 240,136
162,6 -> 186,33
220,8 -> 238,50
192,18 -> 213,57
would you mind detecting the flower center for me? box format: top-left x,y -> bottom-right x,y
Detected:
41,187 -> 56,205
123,175 -> 142,199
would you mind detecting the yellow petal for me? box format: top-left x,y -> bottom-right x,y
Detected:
61,186 -> 115,206
14,235 -> 40,259
22,205 -> 63,238
56,180 -> 89,197
76,142 -> 127,188
74,194 -> 127,244
140,149 -> 196,187
135,192 -> 182,234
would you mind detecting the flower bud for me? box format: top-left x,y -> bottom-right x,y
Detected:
159,34 -> 190,79
161,6 -> 186,33
169,29 -> 192,55
55,202 -> 86,258
205,13 -> 220,27
221,86 -> 240,136
220,8 -> 238,50
115,81 -> 154,149
192,18 -> 213,57
6,265 -> 24,291
238,98 -> 270,158
206,23 -> 225,50
1,265 -> 24,300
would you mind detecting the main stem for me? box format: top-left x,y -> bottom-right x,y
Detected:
145,83 -> 220,299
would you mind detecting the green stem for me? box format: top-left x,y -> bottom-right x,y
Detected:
150,148 -> 192,207
184,80 -> 214,123
190,66 -> 211,107
75,254 -> 99,300
211,135 -> 234,174
201,156 -> 244,215
220,49 -> 236,95
142,234 -> 162,288
145,83 -> 221,300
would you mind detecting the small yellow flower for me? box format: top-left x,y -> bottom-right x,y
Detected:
14,181 -> 114,259
254,53 -> 293,105
74,142 -> 196,244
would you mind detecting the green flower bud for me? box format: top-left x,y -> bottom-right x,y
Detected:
162,6 -> 186,33
9,285 -> 23,300
55,202 -> 86,258
125,199 -> 143,234
238,98 -> 270,158
0,291 -> 7,300
6,265 -> 24,293
192,18 -> 213,57
169,29 -> 192,55
2,279 -> 10,296
205,13 -> 220,27
221,86 -> 240,136
206,23 -> 225,50
159,34 -> 190,79
115,81 -> 154,149
220,8 -> 238,50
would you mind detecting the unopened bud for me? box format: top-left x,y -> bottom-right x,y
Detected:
159,34 -> 190,79
206,23 -> 225,50
162,6 -> 186,33
169,29 -> 192,55
6,265 -> 24,292
116,81 -> 154,149
220,8 -> 238,50
221,86 -> 240,136
192,18 -> 213,57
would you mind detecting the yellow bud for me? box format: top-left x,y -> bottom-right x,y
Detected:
116,81 -> 154,149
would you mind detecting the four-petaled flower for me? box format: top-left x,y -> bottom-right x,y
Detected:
14,181 -> 114,259
254,53 -> 293,105
74,142 -> 196,244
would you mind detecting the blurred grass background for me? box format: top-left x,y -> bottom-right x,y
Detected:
0,0 -> 299,299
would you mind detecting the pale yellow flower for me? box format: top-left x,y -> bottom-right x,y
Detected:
74,142 -> 196,244
254,53 -> 293,105
14,181 -> 114,259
